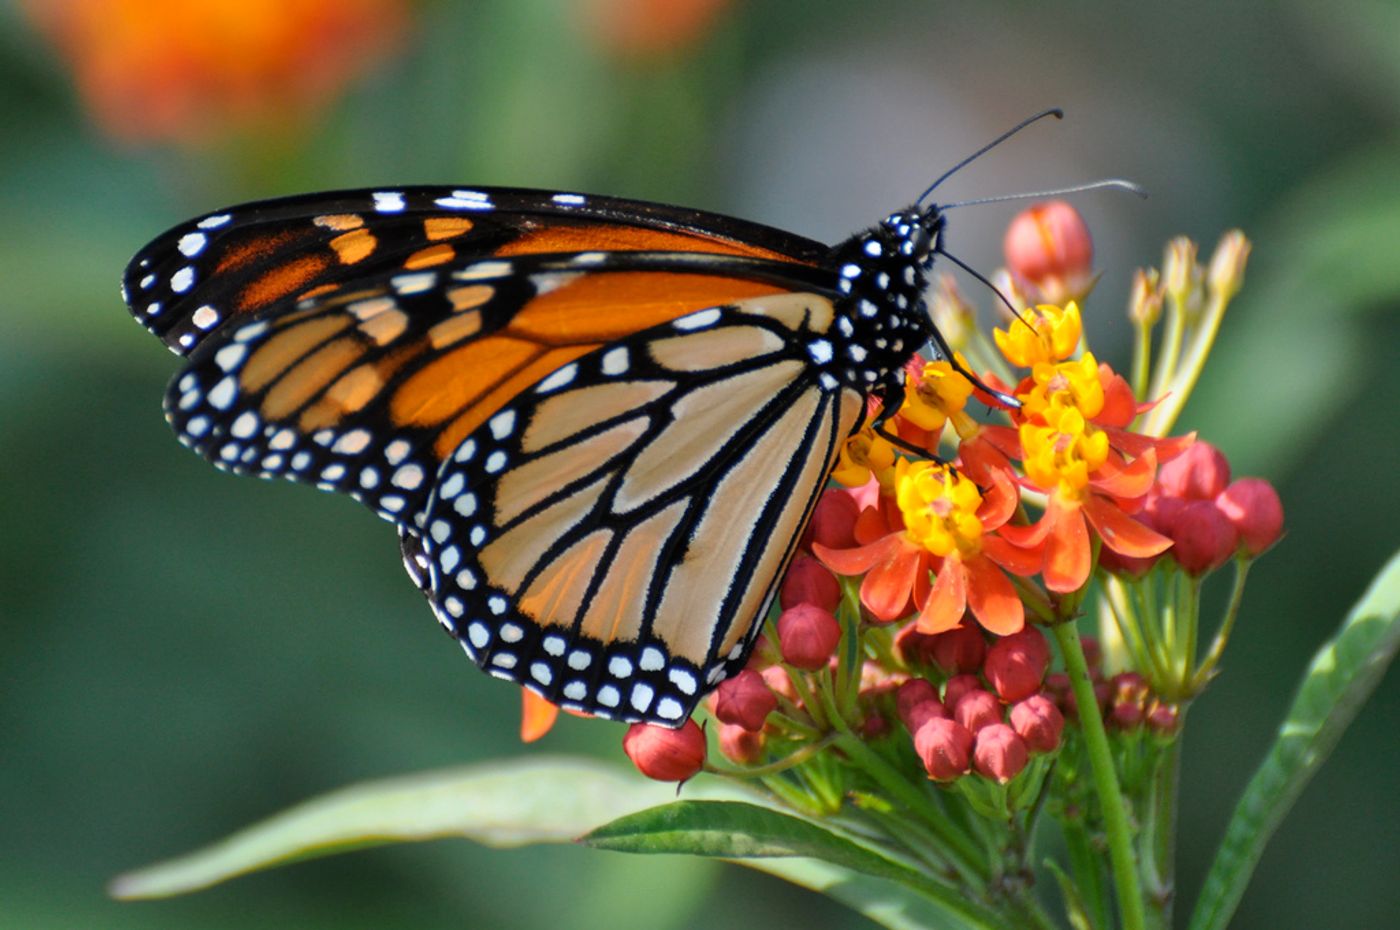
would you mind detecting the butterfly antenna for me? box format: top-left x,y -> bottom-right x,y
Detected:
942,178 -> 1147,211
935,247 -> 1032,331
917,108 -> 1064,206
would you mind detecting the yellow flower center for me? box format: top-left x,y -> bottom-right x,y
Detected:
1019,405 -> 1109,499
1019,352 -> 1105,421
994,301 -> 1083,368
833,426 -> 896,489
899,359 -> 974,433
896,459 -> 985,557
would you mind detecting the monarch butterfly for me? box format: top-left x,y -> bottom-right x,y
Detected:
122,114 -> 1062,727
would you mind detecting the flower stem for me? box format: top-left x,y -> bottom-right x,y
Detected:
1142,733 -> 1183,928
1190,557 -> 1252,692
1053,622 -> 1148,930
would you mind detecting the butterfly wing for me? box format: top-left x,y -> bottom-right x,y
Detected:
164,249 -> 835,526
123,186 -> 827,357
415,293 -> 867,724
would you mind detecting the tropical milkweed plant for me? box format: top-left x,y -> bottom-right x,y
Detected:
109,202 -> 1397,930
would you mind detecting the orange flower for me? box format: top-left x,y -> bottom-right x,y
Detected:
24,0 -> 408,145
584,0 -> 732,57
816,460 -> 1037,636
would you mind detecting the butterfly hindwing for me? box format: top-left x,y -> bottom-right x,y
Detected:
124,186 -> 827,357
416,293 -> 867,724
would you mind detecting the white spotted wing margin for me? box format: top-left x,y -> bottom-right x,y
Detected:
417,294 -> 865,726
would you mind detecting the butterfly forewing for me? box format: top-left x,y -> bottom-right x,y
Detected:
124,186 -> 826,357
417,294 -> 866,723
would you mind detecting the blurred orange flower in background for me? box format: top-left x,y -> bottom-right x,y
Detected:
23,0 -> 408,145
584,0 -> 732,57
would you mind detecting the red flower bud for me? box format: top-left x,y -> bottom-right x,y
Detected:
623,719 -> 706,782
953,689 -> 1003,733
1168,499 -> 1239,575
1003,200 -> 1094,302
776,603 -> 841,670
904,699 -> 949,733
803,488 -> 860,551
896,678 -> 939,725
984,627 -> 1050,703
1109,672 -> 1149,730
711,669 -> 777,732
859,712 -> 891,739
779,554 -> 842,612
913,717 -> 974,781
1010,694 -> 1064,753
1146,702 -> 1180,734
973,723 -> 1029,783
760,664 -> 797,703
1216,478 -> 1283,556
718,722 -> 765,763
942,673 -> 982,712
931,625 -> 988,675
1158,441 -> 1231,500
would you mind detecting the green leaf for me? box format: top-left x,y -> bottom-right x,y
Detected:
1187,549 -> 1400,930
742,857 -> 975,930
583,800 -> 1007,930
110,755 -> 681,899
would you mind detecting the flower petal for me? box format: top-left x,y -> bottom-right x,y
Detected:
861,542 -> 924,621
1043,495 -> 1091,593
521,689 -> 560,742
964,555 -> 1025,635
983,533 -> 1044,576
1090,447 -> 1157,500
1084,493 -> 1174,558
916,553 -> 967,634
814,533 -> 902,576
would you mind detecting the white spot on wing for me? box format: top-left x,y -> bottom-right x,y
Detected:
674,307 -> 721,330
372,191 -> 406,213
170,267 -> 195,293
197,214 -> 232,229
177,232 -> 207,257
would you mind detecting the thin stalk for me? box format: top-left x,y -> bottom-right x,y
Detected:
1143,734 -> 1183,929
1190,557 -> 1252,692
1144,289 -> 1188,429
1144,289 -> 1229,436
1130,315 -> 1153,401
1063,816 -> 1111,930
1053,623 -> 1148,930
1100,574 -> 1163,683
706,733 -> 840,778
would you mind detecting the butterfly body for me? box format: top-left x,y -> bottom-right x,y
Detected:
123,186 -> 948,725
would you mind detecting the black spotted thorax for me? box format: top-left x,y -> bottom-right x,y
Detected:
823,204 -> 945,417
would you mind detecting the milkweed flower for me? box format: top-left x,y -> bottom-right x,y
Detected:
1004,202 -> 1095,304
816,458 -> 1036,635
623,719 -> 706,782
24,0 -> 408,145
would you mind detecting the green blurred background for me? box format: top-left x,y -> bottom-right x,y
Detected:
2,1 -> 1396,927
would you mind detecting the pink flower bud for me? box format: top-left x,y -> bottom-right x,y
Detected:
973,723 -> 1029,783
1109,672 -> 1149,730
623,719 -> 706,782
1003,200 -> 1094,302
893,624 -> 939,666
776,603 -> 841,670
718,722 -> 765,763
760,664 -> 797,703
803,488 -> 860,551
1146,702 -> 1180,734
779,554 -> 842,612
1216,478 -> 1284,556
1010,694 -> 1064,753
859,712 -> 891,739
896,678 -> 939,724
913,717 -> 974,781
942,673 -> 982,712
904,699 -> 949,733
711,669 -> 777,732
1168,499 -> 1239,575
1158,441 -> 1231,500
931,625 -> 988,675
984,627 -> 1050,703
953,689 -> 1003,733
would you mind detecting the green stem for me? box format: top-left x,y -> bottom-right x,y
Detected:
1190,558 -> 1252,693
705,733 -> 840,779
1145,290 -> 1187,416
1130,315 -> 1153,402
1053,623 -> 1148,930
1145,289 -> 1229,437
1063,816 -> 1111,930
1144,734 -> 1183,927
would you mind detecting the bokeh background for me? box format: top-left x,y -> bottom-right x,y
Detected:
2,1 -> 1396,927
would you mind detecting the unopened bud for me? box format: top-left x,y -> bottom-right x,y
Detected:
1163,237 -> 1199,305
1003,200 -> 1095,303
712,669 -> 777,732
777,603 -> 841,670
804,489 -> 860,551
1109,672 -> 1150,730
913,717 -> 974,781
1216,478 -> 1284,557
896,678 -> 939,724
953,689 -> 1003,733
760,664 -> 797,703
718,722 -> 765,763
929,625 -> 988,675
623,719 -> 706,782
1128,267 -> 1164,327
942,673 -> 982,712
780,554 -> 842,612
1168,499 -> 1239,575
1207,230 -> 1251,303
1010,694 -> 1064,753
1146,701 -> 1181,735
1158,441 -> 1232,500
984,627 -> 1051,702
973,723 -> 1029,783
